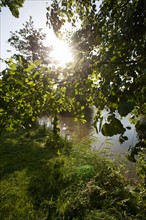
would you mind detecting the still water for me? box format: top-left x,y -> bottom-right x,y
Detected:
40,107 -> 138,155
39,108 -> 139,180
59,109 -> 139,180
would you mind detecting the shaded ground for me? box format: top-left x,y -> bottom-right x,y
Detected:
0,127 -> 146,220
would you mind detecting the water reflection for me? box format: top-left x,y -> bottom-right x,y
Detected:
39,108 -> 139,181
59,110 -> 93,141
39,107 -> 138,155
59,108 -> 138,155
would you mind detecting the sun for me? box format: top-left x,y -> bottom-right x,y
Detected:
50,39 -> 73,67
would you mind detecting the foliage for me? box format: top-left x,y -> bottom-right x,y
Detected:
0,57 -> 74,131
0,0 -> 25,17
1,1 -> 146,218
0,127 -> 146,219
137,150 -> 146,187
56,145 -> 146,220
7,17 -> 51,63
46,0 -> 146,157
0,126 -> 72,219
1,0 -> 146,157
1,17 -> 86,133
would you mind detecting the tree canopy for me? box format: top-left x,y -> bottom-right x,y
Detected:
1,0 -> 146,157
47,0 -> 146,155
0,0 -> 25,17
7,16 -> 51,63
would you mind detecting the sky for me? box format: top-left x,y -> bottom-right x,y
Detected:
0,0 -> 55,71
0,0 -> 101,71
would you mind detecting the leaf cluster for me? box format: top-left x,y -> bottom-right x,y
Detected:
0,57 -> 73,131
0,0 -> 25,17
7,17 -> 51,63
48,0 -> 146,157
1,0 -> 146,158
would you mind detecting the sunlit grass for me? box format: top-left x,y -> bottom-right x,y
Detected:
0,126 -> 145,219
0,126 -> 70,219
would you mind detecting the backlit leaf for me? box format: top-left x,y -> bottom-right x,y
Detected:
118,102 -> 134,116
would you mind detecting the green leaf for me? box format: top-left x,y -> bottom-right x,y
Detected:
111,117 -> 126,134
74,118 -> 78,122
107,114 -> 115,122
27,81 -> 35,86
8,58 -> 13,63
9,63 -> 17,70
33,71 -> 39,79
111,56 -> 117,62
126,126 -> 131,130
122,136 -> 128,141
9,70 -> 15,75
118,102 -> 134,116
19,56 -> 22,64
25,64 -> 36,72
102,117 -> 125,137
102,123 -> 113,136
34,59 -> 42,66
11,8 -> 19,18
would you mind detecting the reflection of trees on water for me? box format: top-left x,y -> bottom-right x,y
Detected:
59,109 -> 138,156
39,107 -> 138,155
92,112 -> 138,155
59,108 -> 93,141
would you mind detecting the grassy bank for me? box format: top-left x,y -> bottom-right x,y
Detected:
0,126 -> 146,219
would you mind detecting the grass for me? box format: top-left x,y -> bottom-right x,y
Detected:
0,125 -> 146,219
0,126 -> 68,219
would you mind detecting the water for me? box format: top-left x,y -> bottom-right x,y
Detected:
39,108 -> 139,180
58,108 -> 138,155
58,109 -> 139,181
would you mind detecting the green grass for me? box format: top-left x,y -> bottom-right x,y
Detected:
0,126 -> 69,219
0,126 -> 146,219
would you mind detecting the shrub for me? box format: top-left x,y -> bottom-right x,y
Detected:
55,146 -> 146,220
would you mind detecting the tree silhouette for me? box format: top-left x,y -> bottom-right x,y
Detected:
8,17 -> 52,64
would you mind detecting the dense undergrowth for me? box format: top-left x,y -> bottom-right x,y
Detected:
0,125 -> 146,220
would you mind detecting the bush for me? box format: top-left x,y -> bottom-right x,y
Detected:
55,146 -> 146,219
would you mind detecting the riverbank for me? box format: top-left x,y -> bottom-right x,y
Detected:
0,125 -> 146,219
